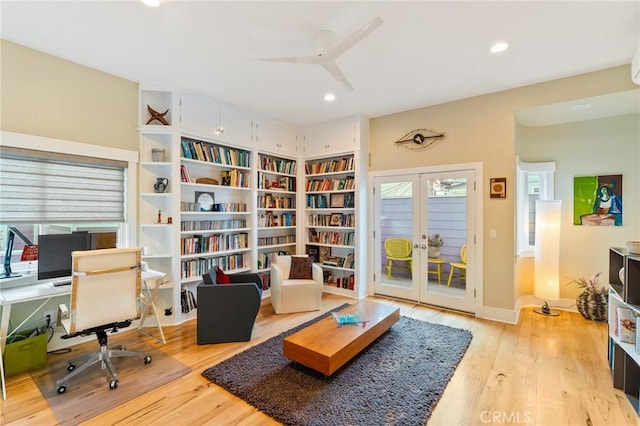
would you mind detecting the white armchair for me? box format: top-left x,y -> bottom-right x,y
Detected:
270,255 -> 323,314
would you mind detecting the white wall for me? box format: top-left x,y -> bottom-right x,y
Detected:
516,113 -> 640,298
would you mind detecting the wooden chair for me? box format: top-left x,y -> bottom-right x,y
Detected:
384,238 -> 413,278
447,244 -> 467,287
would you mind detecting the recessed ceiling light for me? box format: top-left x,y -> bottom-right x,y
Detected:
324,93 -> 336,102
571,103 -> 592,111
141,0 -> 160,7
490,42 -> 509,53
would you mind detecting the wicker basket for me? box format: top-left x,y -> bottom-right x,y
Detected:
576,290 -> 607,321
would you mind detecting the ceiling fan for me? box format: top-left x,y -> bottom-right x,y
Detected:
258,16 -> 383,91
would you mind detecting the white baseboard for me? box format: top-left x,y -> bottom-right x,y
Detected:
477,296 -> 577,325
477,305 -> 519,325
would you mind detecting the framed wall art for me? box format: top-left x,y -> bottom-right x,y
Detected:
490,178 -> 506,199
195,191 -> 215,212
329,213 -> 342,226
574,174 -> 622,226
330,193 -> 345,208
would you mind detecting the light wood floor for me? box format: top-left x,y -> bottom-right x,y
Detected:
1,294 -> 638,425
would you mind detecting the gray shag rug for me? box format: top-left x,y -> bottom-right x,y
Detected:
202,305 -> 472,426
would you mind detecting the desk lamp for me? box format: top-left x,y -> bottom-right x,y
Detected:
1,226 -> 33,279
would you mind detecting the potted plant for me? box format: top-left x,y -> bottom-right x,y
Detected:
427,233 -> 444,258
569,272 -> 607,321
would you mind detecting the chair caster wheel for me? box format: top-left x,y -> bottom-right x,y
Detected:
67,363 -> 76,372
57,384 -> 67,394
144,355 -> 152,364
109,379 -> 119,389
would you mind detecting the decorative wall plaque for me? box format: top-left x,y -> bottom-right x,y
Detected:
394,128 -> 445,151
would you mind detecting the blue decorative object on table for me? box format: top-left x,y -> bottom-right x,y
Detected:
332,312 -> 367,327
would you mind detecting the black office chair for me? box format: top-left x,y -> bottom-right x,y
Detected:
55,247 -> 152,394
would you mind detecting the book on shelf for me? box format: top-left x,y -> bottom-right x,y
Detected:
323,256 -> 342,267
305,156 -> 354,175
344,193 -> 355,208
181,288 -> 197,313
258,271 -> 271,290
180,165 -> 192,183
181,137 -> 251,167
259,155 -> 297,175
342,252 -> 354,269
617,307 -> 636,344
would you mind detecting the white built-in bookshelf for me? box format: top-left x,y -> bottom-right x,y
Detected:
139,87 -> 368,324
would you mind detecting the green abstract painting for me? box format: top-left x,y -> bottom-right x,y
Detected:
573,174 -> 622,226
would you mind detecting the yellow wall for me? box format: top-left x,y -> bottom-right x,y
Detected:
0,40 -> 138,150
370,66 -> 637,310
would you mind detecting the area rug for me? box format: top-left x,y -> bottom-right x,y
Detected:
32,334 -> 191,425
202,306 -> 472,426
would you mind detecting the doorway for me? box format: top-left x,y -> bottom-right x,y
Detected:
372,165 -> 479,313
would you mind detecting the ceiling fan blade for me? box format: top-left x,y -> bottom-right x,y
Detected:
257,56 -> 322,65
321,61 -> 353,91
326,16 -> 383,60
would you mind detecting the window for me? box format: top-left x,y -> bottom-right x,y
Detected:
0,149 -> 126,224
0,136 -> 135,278
516,159 -> 556,257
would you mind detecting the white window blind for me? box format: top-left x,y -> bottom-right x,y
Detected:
0,151 -> 126,224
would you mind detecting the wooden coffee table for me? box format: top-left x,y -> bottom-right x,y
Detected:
283,300 -> 400,375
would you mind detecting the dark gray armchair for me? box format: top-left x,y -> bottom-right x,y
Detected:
196,269 -> 263,344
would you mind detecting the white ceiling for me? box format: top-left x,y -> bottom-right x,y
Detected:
1,1 -> 639,127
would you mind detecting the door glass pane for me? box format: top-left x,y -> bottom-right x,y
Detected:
380,181 -> 413,289
425,177 -> 467,296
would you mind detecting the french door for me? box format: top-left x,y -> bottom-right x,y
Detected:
373,168 -> 477,313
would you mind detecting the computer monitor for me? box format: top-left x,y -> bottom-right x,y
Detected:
37,233 -> 90,280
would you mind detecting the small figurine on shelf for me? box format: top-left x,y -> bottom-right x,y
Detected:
146,105 -> 170,125
151,148 -> 166,162
154,177 -> 168,193
157,210 -> 162,224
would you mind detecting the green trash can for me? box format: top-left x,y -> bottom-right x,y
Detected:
4,329 -> 48,377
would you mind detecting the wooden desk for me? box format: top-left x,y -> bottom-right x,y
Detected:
428,258 -> 445,284
283,300 -> 399,376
